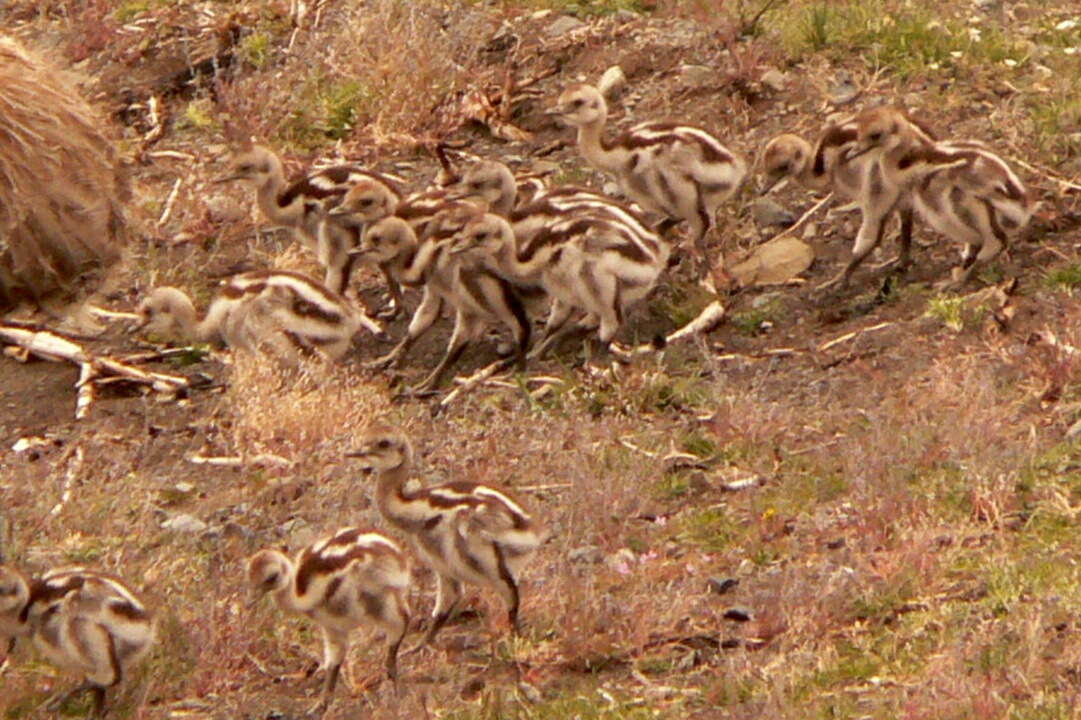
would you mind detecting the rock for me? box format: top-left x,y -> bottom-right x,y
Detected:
729,236 -> 814,287
174,481 -> 195,495
760,68 -> 786,92
569,545 -> 604,563
602,181 -> 621,197
723,606 -> 753,622
162,513 -> 208,534
546,15 -> 586,37
707,577 -> 739,595
598,65 -> 626,99
752,197 -> 796,228
204,195 -> 245,224
606,547 -> 636,572
828,72 -> 859,106
679,64 -> 714,88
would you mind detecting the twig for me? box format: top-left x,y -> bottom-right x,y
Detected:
768,193 -> 833,242
158,177 -> 183,227
0,322 -> 189,418
625,301 -> 727,357
1006,155 -> 1081,193
440,359 -> 512,406
817,321 -> 893,352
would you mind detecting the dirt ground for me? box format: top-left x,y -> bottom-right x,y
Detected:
3,1 -> 1081,719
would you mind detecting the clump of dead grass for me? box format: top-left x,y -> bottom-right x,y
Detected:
224,354 -> 390,460
216,0 -> 493,153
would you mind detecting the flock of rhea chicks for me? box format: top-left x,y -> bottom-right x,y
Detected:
0,78 -> 1037,717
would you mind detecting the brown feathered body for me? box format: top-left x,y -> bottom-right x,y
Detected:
0,37 -> 127,313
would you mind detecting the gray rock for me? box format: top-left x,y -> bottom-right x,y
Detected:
761,68 -> 786,92
162,513 -> 208,534
598,65 -> 627,99
569,545 -> 604,563
679,64 -> 714,88
723,606 -> 753,622
708,577 -> 739,595
752,197 -> 796,228
546,15 -> 586,37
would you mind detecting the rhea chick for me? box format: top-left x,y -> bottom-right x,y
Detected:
846,106 -> 1034,288
553,83 -> 746,266
346,426 -> 543,648
135,270 -> 384,364
0,565 -> 155,718
451,210 -> 668,361
248,527 -> 411,716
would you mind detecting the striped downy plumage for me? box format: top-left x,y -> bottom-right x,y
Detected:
0,565 -> 155,718
135,270 -> 384,364
247,528 -> 411,716
450,210 -> 669,360
346,426 -> 543,647
217,145 -> 403,294
553,83 -> 747,265
761,118 -> 925,285
845,106 -> 1034,289
354,210 -> 532,391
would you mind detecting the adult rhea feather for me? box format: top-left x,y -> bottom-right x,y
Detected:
0,37 -> 127,314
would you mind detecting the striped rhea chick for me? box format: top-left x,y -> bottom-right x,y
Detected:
247,527 -> 411,716
761,118 -> 924,285
0,565 -> 155,718
346,425 -> 543,647
135,270 -> 384,364
217,144 -> 403,293
354,210 -> 532,391
846,106 -> 1034,288
552,83 -> 747,264
450,209 -> 669,360
451,159 -> 658,246
324,178 -> 489,317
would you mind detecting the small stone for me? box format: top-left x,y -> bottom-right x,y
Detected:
162,513 -> 208,534
707,577 -> 739,595
826,537 -> 846,550
752,197 -> 796,228
723,606 -> 753,622
546,15 -> 586,37
174,482 -> 195,494
598,65 -> 627,100
517,682 -> 542,703
760,68 -> 786,92
569,545 -> 604,563
828,72 -> 859,106
679,64 -> 714,88
602,181 -> 621,197
606,548 -> 636,572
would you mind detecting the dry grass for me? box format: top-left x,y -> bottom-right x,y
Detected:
3,0 -> 1081,718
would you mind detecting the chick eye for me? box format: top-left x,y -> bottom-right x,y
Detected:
376,439 -> 391,449
869,132 -> 883,142
572,99 -> 585,108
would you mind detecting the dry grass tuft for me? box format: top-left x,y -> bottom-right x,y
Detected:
225,354 -> 390,459
217,0 -> 492,153
0,35 -> 127,311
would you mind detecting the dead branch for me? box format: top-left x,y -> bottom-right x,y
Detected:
0,322 -> 190,419
817,321 -> 894,352
768,193 -> 834,242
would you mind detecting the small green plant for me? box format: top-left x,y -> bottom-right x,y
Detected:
1045,263 -> 1081,290
801,5 -> 832,52
239,31 -> 272,69
730,299 -> 783,336
924,294 -> 984,332
114,0 -> 151,22
181,99 -> 216,130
